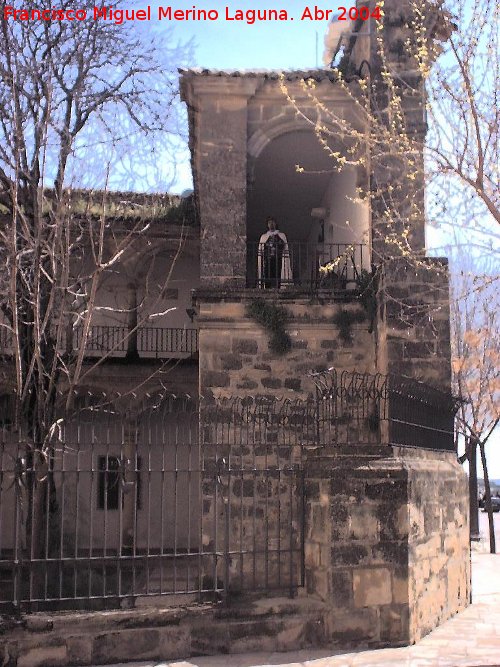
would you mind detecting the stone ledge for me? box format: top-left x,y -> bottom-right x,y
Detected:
1,597 -> 329,667
193,288 -> 361,304
6,604 -> 207,637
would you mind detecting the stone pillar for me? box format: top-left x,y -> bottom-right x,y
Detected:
180,76 -> 258,287
304,445 -> 469,647
369,0 -> 430,260
377,257 -> 452,390
305,449 -> 411,646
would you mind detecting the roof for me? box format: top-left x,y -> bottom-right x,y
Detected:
178,68 -> 339,82
0,189 -> 198,229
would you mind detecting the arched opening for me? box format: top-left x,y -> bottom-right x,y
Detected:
247,130 -> 370,288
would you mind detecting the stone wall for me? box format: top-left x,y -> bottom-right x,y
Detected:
200,438 -> 304,595
304,450 -> 411,646
397,447 -> 470,640
378,257 -> 452,390
0,598 -> 327,667
0,444 -> 470,666
195,290 -> 376,400
304,446 -> 469,647
195,289 -> 376,594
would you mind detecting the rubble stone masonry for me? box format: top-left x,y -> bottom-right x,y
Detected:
195,290 -> 376,401
378,257 -> 452,390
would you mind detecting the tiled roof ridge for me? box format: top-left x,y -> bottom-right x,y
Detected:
178,67 -> 338,81
43,188 -> 180,203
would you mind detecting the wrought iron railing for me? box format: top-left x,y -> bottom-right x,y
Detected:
312,368 -> 459,452
0,326 -> 198,358
0,396 -> 308,613
74,326 -> 198,357
0,375 -> 459,614
246,241 -> 369,290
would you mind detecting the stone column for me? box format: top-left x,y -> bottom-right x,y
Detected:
181,76 -> 258,287
369,0 -> 428,260
377,257 -> 452,390
303,444 -> 469,647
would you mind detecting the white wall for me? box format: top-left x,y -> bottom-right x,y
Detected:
321,166 -> 370,249
52,412 -> 200,554
77,246 -> 199,358
319,167 -> 371,281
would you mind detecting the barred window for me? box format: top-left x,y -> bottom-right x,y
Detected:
97,456 -> 141,510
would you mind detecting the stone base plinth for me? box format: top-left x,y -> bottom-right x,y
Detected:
305,446 -> 470,646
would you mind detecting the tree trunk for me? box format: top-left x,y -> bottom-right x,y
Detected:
468,437 -> 480,540
27,449 -> 50,606
479,440 -> 496,554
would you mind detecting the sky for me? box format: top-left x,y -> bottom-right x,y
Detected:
148,0 -> 345,192
155,0 -> 336,70
141,1 -> 500,479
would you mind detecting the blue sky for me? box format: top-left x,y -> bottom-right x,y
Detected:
154,0 -> 336,70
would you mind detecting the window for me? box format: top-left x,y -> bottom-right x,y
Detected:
98,456 -> 120,510
97,456 -> 142,510
0,394 -> 14,427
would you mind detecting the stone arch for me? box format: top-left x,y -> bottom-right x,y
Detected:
246,123 -> 371,286
248,115 -> 314,161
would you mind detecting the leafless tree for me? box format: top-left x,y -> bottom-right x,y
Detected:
427,0 -> 499,549
0,0 -> 190,566
453,269 -> 500,552
426,0 -> 499,259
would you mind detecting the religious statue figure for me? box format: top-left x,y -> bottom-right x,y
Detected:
257,217 -> 291,288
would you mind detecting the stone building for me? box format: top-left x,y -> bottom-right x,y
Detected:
177,0 -> 469,649
0,2 -> 470,664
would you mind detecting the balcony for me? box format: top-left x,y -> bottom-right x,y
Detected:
246,242 -> 369,291
0,326 -> 199,360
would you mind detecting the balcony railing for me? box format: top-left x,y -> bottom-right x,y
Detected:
74,326 -> 198,357
0,326 -> 198,359
247,242 -> 369,291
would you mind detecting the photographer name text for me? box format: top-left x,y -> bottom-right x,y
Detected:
3,5 -> 382,24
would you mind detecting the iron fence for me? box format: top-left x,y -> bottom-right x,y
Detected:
0,372 -> 458,614
74,326 -> 199,357
246,242 -> 369,291
200,398 -> 315,598
0,396 -> 310,614
312,368 -> 459,451
0,397 -> 203,613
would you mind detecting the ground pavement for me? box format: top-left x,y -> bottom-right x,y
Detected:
83,514 -> 500,667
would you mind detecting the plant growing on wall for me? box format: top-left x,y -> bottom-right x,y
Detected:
333,308 -> 367,344
246,299 -> 292,355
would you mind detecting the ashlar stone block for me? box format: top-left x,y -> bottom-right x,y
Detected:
353,567 -> 392,608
